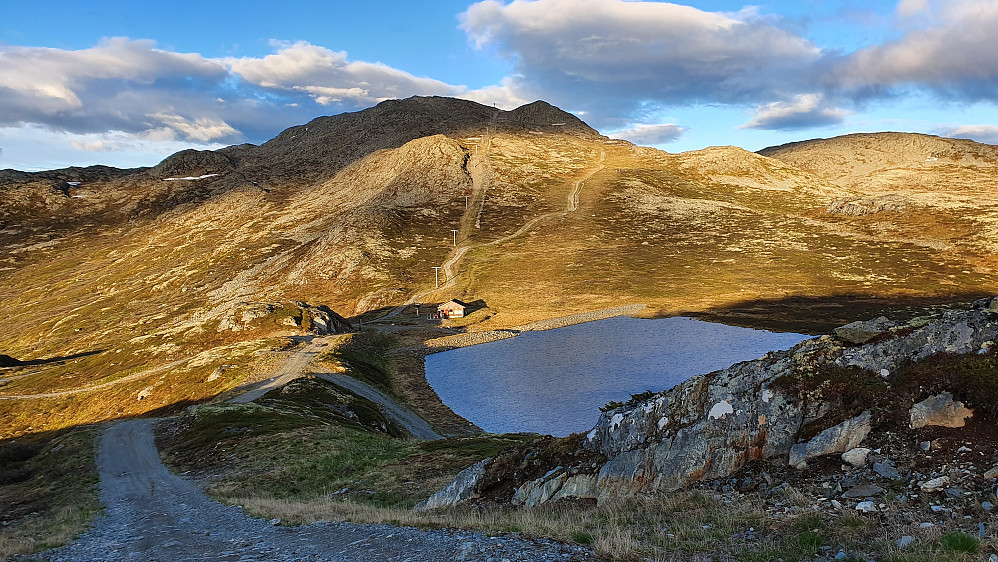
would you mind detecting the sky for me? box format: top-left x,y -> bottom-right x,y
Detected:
2,0 -> 998,170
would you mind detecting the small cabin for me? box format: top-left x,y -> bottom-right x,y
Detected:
437,299 -> 467,319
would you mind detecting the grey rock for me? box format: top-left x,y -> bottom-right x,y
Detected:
945,487 -> 965,499
841,447 -> 871,467
982,501 -> 994,512
920,441 -> 932,451
789,411 -> 872,468
855,501 -> 876,512
842,484 -> 885,498
984,467 -> 998,480
910,392 -> 974,429
873,461 -> 901,480
415,459 -> 488,510
896,536 -> 915,549
834,316 -> 896,345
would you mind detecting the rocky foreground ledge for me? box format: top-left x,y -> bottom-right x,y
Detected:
419,297 -> 998,510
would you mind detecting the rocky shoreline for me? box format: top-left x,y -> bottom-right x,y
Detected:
419,296 -> 998,513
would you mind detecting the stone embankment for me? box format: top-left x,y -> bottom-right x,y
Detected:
418,296 -> 998,510
421,304 -> 647,351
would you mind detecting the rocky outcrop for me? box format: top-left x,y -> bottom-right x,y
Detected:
217,301 -> 353,335
789,411 -> 871,469
420,297 -> 998,508
909,392 -> 974,429
415,459 -> 488,510
825,194 -> 909,216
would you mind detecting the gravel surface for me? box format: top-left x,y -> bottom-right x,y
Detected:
313,372 -> 443,440
38,419 -> 597,562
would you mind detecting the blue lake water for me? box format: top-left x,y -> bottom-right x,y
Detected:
425,316 -> 809,437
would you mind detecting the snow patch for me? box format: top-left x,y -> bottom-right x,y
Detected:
657,416 -> 669,430
586,428 -> 597,441
762,389 -> 774,403
708,400 -> 734,420
610,413 -> 625,431
163,173 -> 219,181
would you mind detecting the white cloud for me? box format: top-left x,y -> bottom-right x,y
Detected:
460,0 -> 823,127
0,125 -> 227,171
227,41 -> 464,107
835,0 -> 998,99
609,123 -> 687,145
740,94 -> 851,130
896,0 -> 930,18
934,124 -> 998,144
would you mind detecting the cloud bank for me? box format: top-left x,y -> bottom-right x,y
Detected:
3,0 -> 998,168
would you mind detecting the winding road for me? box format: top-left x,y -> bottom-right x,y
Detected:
385,144 -> 607,318
38,419 -> 593,562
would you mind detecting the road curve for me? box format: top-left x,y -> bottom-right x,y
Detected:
313,372 -> 442,440
387,145 -> 608,316
38,419 -> 593,562
229,338 -> 327,404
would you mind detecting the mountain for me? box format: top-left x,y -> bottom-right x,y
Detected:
1,97 -> 997,438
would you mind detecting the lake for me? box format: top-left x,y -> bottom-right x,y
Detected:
424,316 -> 809,436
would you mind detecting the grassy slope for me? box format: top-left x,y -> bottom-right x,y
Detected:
0,427 -> 101,559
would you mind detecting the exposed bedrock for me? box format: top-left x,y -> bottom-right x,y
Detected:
418,297 -> 998,509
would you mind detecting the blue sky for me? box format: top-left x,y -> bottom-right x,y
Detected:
2,0 -> 998,170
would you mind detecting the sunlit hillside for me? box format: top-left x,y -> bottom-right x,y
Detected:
2,97 -> 997,438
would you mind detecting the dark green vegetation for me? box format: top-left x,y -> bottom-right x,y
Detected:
0,427 -> 101,558
773,348 -> 998,437
322,333 -> 397,395
157,376 -> 536,509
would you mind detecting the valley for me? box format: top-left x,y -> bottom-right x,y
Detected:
3,96 -> 998,560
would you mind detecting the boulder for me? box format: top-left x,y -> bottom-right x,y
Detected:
841,447 -> 871,467
909,392 -> 974,429
833,317 -> 895,345
414,459 -> 487,511
789,411 -> 872,469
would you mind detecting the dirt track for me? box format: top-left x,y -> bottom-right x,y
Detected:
38,419 -> 595,562
313,372 -> 443,440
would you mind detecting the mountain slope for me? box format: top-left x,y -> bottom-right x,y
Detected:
2,99 -> 997,439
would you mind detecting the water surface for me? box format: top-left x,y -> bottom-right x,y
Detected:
425,316 -> 808,436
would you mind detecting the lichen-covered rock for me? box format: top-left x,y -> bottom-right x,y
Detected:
841,447 -> 871,467
421,297 -> 998,507
833,317 -> 896,345
414,459 -> 487,511
909,392 -> 974,429
789,411 -> 871,469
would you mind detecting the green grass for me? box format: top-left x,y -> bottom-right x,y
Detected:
0,427 -> 102,558
940,531 -> 979,554
158,377 -> 536,509
322,332 -> 398,395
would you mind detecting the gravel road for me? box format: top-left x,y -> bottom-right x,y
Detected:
230,338 -> 329,404
39,419 -> 597,562
313,372 -> 443,440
